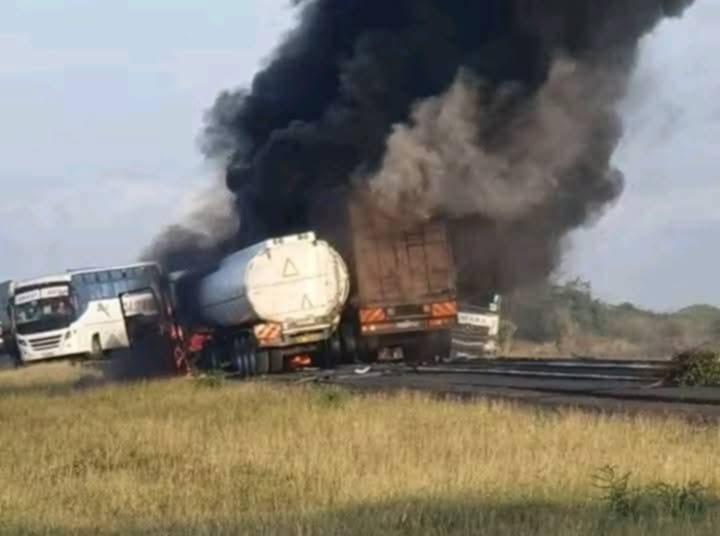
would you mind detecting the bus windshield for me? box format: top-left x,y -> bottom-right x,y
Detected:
13,286 -> 76,335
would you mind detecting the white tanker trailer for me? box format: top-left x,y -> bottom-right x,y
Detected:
173,232 -> 350,376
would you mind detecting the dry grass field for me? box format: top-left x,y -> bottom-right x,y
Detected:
0,362 -> 718,535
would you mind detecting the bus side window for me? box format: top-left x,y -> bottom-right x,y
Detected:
94,271 -> 112,299
72,274 -> 93,316
114,279 -> 131,296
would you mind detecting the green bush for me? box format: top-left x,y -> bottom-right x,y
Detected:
593,466 -> 639,519
593,465 -> 710,521
668,350 -> 720,386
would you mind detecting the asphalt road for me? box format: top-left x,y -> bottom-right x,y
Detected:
272,358 -> 720,421
4,349 -> 720,421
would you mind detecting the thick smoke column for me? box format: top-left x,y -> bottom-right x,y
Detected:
157,0 -> 694,295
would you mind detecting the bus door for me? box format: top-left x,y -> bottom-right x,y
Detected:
118,288 -> 179,377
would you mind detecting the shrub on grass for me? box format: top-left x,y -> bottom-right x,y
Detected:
667,349 -> 720,386
594,465 -> 710,521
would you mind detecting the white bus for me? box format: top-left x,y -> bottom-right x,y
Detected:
9,263 -> 164,364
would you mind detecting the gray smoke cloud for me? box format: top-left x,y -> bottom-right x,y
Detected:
368,59 -> 625,226
140,183 -> 239,272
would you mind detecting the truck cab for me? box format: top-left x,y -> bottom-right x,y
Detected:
452,294 -> 502,358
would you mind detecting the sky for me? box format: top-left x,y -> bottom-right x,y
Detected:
564,0 -> 720,311
0,0 -> 717,312
0,0 -> 295,279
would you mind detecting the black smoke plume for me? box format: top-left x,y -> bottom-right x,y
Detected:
150,0 -> 694,296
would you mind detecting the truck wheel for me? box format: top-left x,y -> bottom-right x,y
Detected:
233,339 -> 248,378
204,345 -> 223,371
319,331 -> 342,369
358,336 -> 379,363
247,347 -> 257,377
256,350 -> 270,375
269,349 -> 284,374
340,323 -> 358,363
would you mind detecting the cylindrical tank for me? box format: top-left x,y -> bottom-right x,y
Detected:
196,232 -> 350,328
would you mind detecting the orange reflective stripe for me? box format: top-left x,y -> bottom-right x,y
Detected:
254,323 -> 282,341
431,301 -> 458,317
360,308 -> 386,324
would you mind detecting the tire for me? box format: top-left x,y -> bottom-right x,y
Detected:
319,330 -> 342,369
256,350 -> 270,375
233,339 -> 247,378
340,323 -> 358,363
269,349 -> 284,374
247,347 -> 257,377
330,330 -> 342,360
358,336 -> 379,364
206,345 -> 223,371
89,335 -> 103,360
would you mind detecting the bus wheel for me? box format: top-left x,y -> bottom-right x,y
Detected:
269,349 -> 284,374
256,350 -> 270,375
90,335 -> 103,360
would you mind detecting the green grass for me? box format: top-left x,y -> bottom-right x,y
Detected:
0,363 -> 718,534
